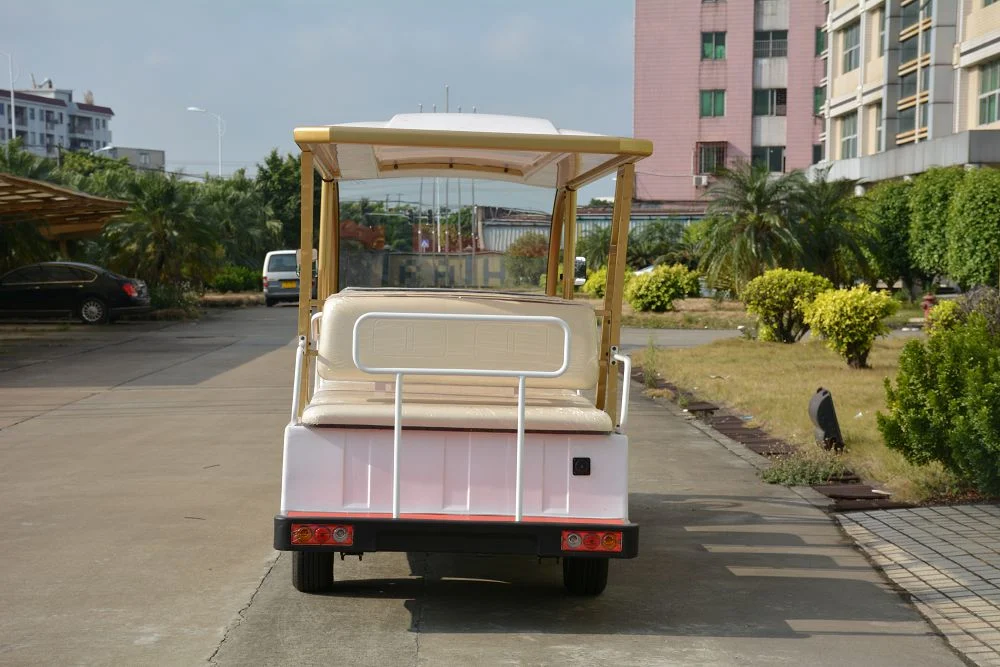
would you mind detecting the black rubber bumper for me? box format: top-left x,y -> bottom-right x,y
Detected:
274,515 -> 639,559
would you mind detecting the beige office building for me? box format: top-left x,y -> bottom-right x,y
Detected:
822,0 -> 1000,181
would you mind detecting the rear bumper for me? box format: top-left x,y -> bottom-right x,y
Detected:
274,514 -> 639,559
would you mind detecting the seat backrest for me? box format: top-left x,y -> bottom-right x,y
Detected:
317,289 -> 599,389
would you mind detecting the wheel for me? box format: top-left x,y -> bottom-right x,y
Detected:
562,557 -> 609,596
265,297 -> 276,307
79,297 -> 109,325
292,551 -> 334,593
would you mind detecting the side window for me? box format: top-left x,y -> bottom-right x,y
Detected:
71,268 -> 97,281
2,267 -> 43,284
40,266 -> 82,282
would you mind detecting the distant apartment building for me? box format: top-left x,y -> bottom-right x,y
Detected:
634,0 -> 828,205
822,0 -> 1000,181
101,146 -> 166,172
0,84 -> 113,159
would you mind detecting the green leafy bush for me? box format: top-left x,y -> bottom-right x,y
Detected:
504,232 -> 549,286
879,315 -> 1000,495
959,287 -> 1000,337
946,167 -> 1000,287
927,300 -> 962,335
741,269 -> 832,343
803,286 -> 898,368
210,264 -> 260,293
583,266 -> 608,298
624,264 -> 699,312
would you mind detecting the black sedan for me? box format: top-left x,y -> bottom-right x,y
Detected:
0,262 -> 151,324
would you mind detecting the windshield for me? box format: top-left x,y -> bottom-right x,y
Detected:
267,254 -> 299,272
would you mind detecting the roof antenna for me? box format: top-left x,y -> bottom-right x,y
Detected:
432,104 -> 436,113
473,106 -> 477,114
418,103 -> 423,113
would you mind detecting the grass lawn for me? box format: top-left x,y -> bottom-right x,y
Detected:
578,297 -> 755,330
634,336 -> 956,504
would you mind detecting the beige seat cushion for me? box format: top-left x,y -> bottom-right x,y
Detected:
301,382 -> 613,433
317,289 -> 599,390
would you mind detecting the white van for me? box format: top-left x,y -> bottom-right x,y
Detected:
262,250 -> 316,307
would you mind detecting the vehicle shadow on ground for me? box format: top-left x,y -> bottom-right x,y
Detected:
318,493 -> 931,639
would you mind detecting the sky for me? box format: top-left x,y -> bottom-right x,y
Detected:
2,1 -> 635,211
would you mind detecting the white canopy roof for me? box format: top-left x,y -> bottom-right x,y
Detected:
294,113 -> 652,190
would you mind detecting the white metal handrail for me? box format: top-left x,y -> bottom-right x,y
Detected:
611,349 -> 632,434
352,311 -> 572,521
289,336 -> 307,425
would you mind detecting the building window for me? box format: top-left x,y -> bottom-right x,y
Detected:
753,89 -> 787,116
840,112 -> 858,158
29,131 -> 35,144
696,142 -> 727,174
751,146 -> 785,173
842,22 -> 860,73
898,106 -> 917,135
981,61 -> 1000,124
754,30 -> 788,58
0,128 -> 4,140
815,27 -> 826,56
29,108 -> 35,121
874,103 -> 883,151
814,87 -> 826,115
900,35 -> 918,64
139,152 -> 150,166
901,70 -> 918,98
878,10 -> 886,55
812,143 -> 825,165
0,103 -> 4,116
700,90 -> 726,117
702,32 -> 726,60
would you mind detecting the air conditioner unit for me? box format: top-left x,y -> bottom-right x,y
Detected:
693,175 -> 709,187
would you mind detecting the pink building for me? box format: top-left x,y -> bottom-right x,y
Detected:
634,0 -> 828,205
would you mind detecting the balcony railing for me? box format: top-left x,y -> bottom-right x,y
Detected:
753,39 -> 788,58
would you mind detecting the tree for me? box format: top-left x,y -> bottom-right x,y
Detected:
577,224 -> 611,269
909,166 -> 966,280
99,171 -> 220,286
791,168 -> 868,286
0,138 -> 57,181
946,167 -> 1000,288
504,231 -> 549,286
254,149 -> 320,248
201,170 -> 281,269
627,219 -> 685,269
699,161 -> 802,294
860,180 -> 919,293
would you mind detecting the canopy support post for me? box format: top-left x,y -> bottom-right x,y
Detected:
596,163 -> 634,415
330,181 -> 340,295
545,188 -> 567,296
561,185 -> 578,300
317,180 -> 332,302
296,150 -> 315,417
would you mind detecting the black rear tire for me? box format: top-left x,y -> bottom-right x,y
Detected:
563,557 -> 609,596
292,551 -> 334,593
265,297 -> 276,308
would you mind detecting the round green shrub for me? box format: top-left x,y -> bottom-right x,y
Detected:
211,264 -> 260,293
803,286 -> 898,368
741,269 -> 833,343
624,264 -> 698,312
927,300 -> 962,335
583,266 -> 608,298
878,314 -> 1000,495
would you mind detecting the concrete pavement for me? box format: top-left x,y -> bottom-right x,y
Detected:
0,308 -> 958,665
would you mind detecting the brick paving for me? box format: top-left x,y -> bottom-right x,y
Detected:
838,505 -> 1000,666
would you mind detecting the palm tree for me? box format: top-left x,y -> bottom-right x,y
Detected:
577,224 -> 612,269
0,139 -> 59,271
791,168 -> 869,286
100,171 -> 219,286
201,170 -> 281,268
0,138 -> 57,181
699,160 -> 802,294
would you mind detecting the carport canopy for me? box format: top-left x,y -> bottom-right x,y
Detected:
0,173 -> 128,240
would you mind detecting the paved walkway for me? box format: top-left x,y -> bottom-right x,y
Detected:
839,506 -> 1000,666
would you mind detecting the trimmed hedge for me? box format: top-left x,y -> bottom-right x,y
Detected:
946,168 -> 1000,288
624,264 -> 699,312
210,264 -> 260,293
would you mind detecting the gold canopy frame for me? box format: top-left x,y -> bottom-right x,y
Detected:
293,114 -> 652,419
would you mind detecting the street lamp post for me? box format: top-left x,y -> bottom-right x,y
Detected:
186,106 -> 226,177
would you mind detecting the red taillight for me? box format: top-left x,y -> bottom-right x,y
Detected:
262,277 -> 269,288
122,283 -> 137,297
561,530 -> 622,553
291,523 -> 354,546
